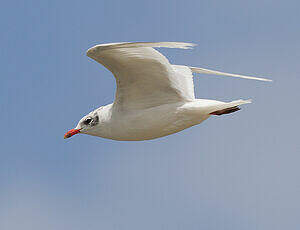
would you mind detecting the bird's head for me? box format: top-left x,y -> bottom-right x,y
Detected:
64,111 -> 100,139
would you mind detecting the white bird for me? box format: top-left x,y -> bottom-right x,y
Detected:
64,42 -> 271,141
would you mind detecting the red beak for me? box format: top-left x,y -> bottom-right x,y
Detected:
64,128 -> 81,139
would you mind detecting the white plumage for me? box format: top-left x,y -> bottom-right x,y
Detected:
64,42 -> 271,141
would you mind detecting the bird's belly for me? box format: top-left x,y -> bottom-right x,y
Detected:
100,103 -> 209,141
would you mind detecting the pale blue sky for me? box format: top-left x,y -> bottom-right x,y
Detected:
1,0 -> 299,230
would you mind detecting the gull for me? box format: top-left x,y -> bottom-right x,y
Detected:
64,42 -> 271,141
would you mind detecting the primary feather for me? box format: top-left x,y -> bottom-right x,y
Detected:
190,66 -> 272,82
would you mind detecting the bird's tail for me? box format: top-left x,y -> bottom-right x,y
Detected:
207,99 -> 252,115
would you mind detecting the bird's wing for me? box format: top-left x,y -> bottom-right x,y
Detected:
190,66 -> 272,82
86,42 -> 196,110
171,65 -> 195,100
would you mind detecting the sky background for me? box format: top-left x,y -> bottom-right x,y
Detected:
1,0 -> 300,229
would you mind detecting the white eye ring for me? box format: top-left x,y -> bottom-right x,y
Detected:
84,117 -> 93,125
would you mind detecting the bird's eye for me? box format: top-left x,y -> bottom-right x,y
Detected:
84,117 -> 93,125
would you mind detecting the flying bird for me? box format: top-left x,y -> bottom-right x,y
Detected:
64,42 -> 271,141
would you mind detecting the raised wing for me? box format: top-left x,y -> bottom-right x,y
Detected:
86,42 -> 196,110
171,65 -> 195,100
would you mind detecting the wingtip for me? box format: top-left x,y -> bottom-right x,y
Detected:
175,42 -> 197,49
264,78 -> 273,82
254,76 -> 273,82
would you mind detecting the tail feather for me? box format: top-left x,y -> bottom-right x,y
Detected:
206,99 -> 252,115
210,106 -> 240,115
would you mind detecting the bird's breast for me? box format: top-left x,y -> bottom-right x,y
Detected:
94,102 -> 208,141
